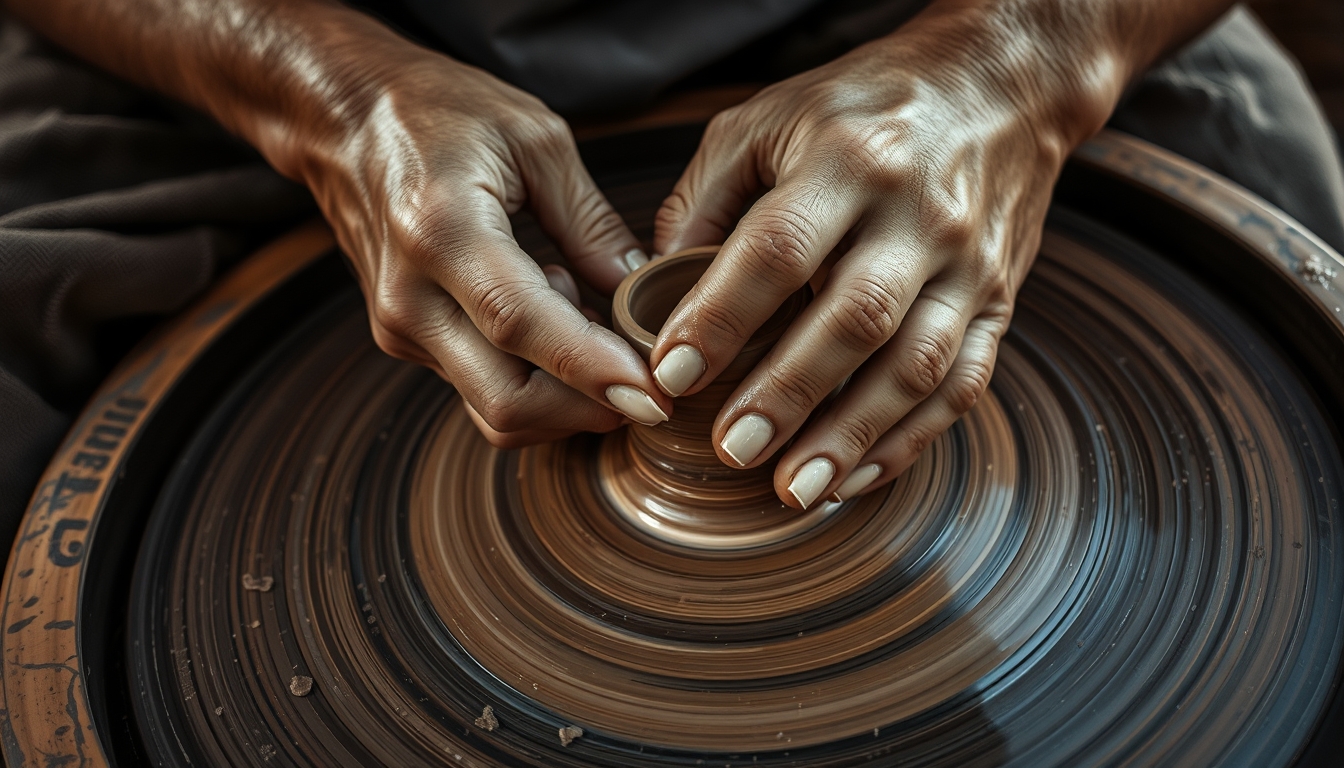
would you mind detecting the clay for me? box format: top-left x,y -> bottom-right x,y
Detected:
81,137 -> 1344,767
474,705 -> 499,731
242,574 -> 273,592
559,725 -> 584,747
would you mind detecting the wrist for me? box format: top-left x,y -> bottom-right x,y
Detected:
194,1 -> 441,189
884,0 -> 1131,153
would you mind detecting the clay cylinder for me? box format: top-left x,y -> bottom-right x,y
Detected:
601,246 -> 822,550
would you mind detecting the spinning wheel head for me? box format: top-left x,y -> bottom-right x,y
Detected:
3,129 -> 1344,767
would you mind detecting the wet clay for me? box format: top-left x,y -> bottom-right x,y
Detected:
599,245 -> 829,550
123,214 -> 1344,765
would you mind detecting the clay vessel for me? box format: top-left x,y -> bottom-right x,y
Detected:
601,246 -> 832,549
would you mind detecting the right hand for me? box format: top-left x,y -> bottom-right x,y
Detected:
288,44 -> 670,446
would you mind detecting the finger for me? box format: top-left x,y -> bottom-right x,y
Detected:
370,280 -> 629,434
422,198 -> 671,426
543,264 -> 582,308
709,242 -> 934,469
650,177 -> 862,399
462,401 -> 590,449
839,314 -> 1004,496
544,264 -> 607,323
515,117 -> 646,294
653,108 -> 761,255
770,287 -> 979,508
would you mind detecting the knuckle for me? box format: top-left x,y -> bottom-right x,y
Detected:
546,328 -> 592,384
925,205 -> 975,250
371,282 -> 418,340
692,299 -> 752,347
980,273 -> 1015,310
741,209 -> 816,286
471,280 -> 537,351
656,190 -> 692,230
827,277 -> 903,350
705,107 -> 744,140
834,413 -> 886,458
829,119 -> 915,186
517,111 -> 571,150
476,379 -> 530,433
899,421 -> 941,457
761,360 -> 829,414
894,330 -> 956,400
945,357 -> 994,415
574,203 -> 629,249
396,217 -> 448,266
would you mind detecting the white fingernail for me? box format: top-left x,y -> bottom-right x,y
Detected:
604,384 -> 667,426
653,344 -> 706,396
829,462 -> 882,502
788,457 -> 836,509
720,413 -> 774,467
623,248 -> 649,273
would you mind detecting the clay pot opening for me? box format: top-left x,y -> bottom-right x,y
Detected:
613,246 -> 809,381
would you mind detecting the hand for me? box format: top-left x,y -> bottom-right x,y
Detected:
292,42 -> 670,447
650,4 -> 1121,507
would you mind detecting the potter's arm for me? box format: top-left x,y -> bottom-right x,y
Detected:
5,0 -> 672,444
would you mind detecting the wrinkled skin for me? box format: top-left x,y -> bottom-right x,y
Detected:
9,0 -> 1235,504
299,50 -> 667,447
650,6 -> 1112,506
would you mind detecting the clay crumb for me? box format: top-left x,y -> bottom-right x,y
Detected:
242,574 -> 274,592
249,619 -> 261,629
558,724 -> 584,747
214,706 -> 224,715
474,705 -> 499,731
289,675 -> 314,697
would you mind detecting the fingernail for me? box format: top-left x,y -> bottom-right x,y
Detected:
653,344 -> 706,396
604,384 -> 667,426
720,413 -> 774,467
828,462 -> 882,502
623,248 -> 649,273
788,457 -> 836,509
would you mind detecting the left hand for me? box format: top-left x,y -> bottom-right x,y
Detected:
649,3 -> 1119,508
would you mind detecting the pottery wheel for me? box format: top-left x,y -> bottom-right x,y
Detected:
2,126 -> 1343,767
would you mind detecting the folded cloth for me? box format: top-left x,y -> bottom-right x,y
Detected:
1111,6 -> 1344,252
0,20 -> 315,553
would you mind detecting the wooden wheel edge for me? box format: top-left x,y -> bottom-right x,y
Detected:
0,219 -> 335,768
1074,130 -> 1344,312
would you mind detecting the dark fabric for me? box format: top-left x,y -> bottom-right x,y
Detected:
0,3 -> 1340,571
0,21 -> 315,554
1111,6 -> 1344,252
392,0 -> 817,114
379,0 -> 930,115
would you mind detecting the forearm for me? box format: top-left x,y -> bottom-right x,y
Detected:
890,0 -> 1238,147
4,0 -> 434,182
